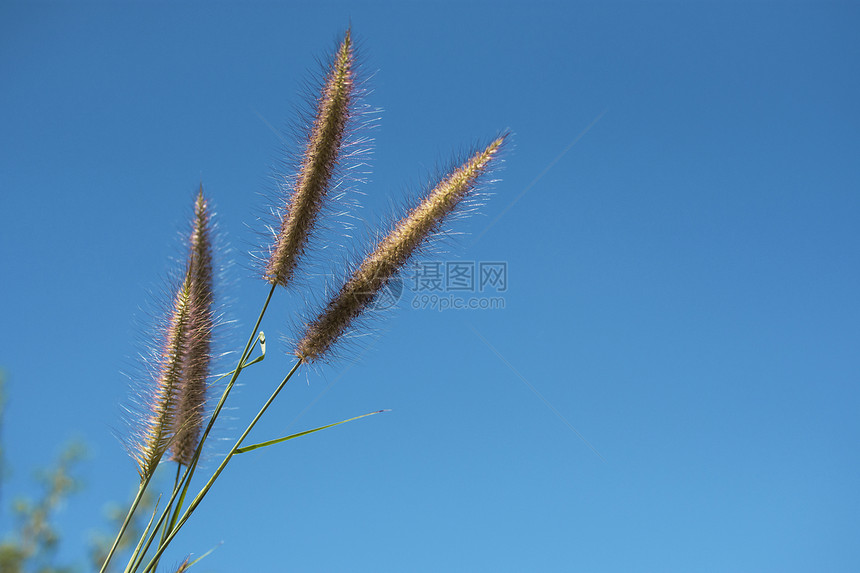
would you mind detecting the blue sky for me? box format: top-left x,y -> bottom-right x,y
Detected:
1,2 -> 859,572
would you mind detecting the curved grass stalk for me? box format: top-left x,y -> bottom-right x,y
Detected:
140,359 -> 304,573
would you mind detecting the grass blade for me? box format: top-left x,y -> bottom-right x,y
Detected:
235,410 -> 388,454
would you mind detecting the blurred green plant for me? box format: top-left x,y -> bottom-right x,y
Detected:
0,373 -> 154,573
0,443 -> 83,573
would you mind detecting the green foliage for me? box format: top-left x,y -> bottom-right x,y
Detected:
0,374 -> 153,573
0,371 -> 82,573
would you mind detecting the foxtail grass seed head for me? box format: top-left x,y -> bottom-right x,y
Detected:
133,273 -> 193,480
131,189 -> 217,476
170,186 -> 215,466
265,29 -> 357,287
296,136 -> 507,363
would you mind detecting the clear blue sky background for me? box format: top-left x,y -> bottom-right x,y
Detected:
1,2 -> 858,572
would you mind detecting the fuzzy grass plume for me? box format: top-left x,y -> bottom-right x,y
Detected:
296,136 -> 507,363
131,189 -> 216,478
170,187 -> 215,466
133,273 -> 192,481
265,29 -> 357,287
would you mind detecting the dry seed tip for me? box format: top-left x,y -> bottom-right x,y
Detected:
265,30 -> 356,287
295,135 -> 506,363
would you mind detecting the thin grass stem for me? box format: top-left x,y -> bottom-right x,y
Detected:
98,473 -> 153,573
155,464 -> 183,565
125,283 -> 278,573
164,283 -> 276,523
140,359 -> 303,573
125,493 -> 161,572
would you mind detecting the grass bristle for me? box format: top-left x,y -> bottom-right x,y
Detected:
133,273 -> 192,480
170,186 -> 215,466
295,135 -> 507,363
265,29 -> 358,287
131,188 -> 217,477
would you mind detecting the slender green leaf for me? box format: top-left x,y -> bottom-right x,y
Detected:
186,543 -> 221,569
235,410 -> 388,454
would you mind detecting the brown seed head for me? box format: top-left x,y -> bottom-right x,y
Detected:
265,29 -> 356,287
134,273 -> 192,480
170,186 -> 215,465
296,136 -> 506,362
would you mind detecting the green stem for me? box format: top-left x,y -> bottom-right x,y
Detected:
125,493 -> 162,572
99,473 -> 152,573
153,464 -> 182,568
183,282 -> 277,479
124,283 -> 277,573
170,282 -> 275,511
141,359 -> 303,573
167,283 -> 276,528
